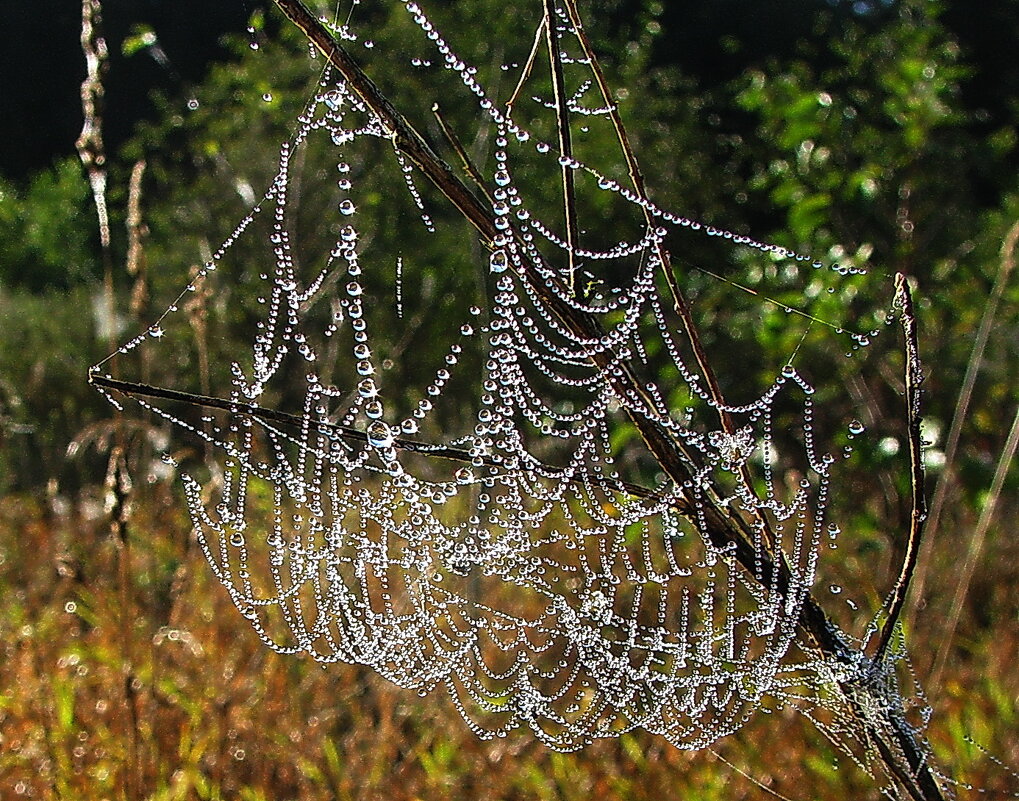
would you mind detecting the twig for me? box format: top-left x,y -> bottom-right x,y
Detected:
506,15 -> 545,110
559,0 -> 736,437
88,373 -> 659,502
560,0 -> 776,556
542,0 -> 579,294
873,275 -> 928,661
431,103 -> 494,208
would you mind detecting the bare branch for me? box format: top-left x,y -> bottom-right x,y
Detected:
542,0 -> 579,294
874,274 -> 928,661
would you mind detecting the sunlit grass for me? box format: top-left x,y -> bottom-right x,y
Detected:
0,487 -> 1015,800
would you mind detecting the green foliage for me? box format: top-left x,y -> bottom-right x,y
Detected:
0,158 -> 98,292
0,286 -> 111,492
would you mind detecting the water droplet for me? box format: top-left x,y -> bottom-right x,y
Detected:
848,420 -> 865,436
357,378 -> 377,398
366,420 -> 394,448
490,250 -> 509,273
262,92 -> 273,102
338,199 -> 356,215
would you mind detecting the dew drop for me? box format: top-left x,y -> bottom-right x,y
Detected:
339,199 -> 357,216
490,250 -> 509,273
366,420 -> 394,448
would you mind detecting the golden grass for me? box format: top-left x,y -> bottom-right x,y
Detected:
0,487 -> 1015,800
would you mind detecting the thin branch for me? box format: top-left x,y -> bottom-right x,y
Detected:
560,0 -> 776,555
506,15 -> 546,110
543,0 -> 579,295
88,373 -> 659,502
873,275 -> 928,661
432,103 -> 494,208
559,0 -> 736,435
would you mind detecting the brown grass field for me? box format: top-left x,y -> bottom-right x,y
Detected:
0,475 -> 1016,801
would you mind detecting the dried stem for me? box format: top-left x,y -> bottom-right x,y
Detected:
88,374 -> 660,503
431,103 -> 494,207
542,0 -> 579,294
76,0 -> 115,349
559,0 -> 777,558
873,275 -> 928,661
506,15 -> 545,110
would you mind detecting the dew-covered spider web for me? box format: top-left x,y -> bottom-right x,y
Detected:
90,0 -> 945,792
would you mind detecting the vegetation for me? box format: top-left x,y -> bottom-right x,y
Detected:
0,0 -> 1016,798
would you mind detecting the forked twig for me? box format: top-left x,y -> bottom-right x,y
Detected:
87,373 -> 660,502
873,274 -> 928,661
506,15 -> 545,110
431,103 -> 494,208
559,0 -> 776,556
542,0 -> 579,295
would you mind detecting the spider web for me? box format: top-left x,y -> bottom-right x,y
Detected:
90,0 -> 938,781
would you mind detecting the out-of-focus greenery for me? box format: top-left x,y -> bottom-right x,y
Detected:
0,0 -> 1016,798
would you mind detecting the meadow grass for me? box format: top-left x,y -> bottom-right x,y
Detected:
0,485 -> 1015,800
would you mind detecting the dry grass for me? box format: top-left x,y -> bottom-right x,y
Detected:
0,484 -> 1015,801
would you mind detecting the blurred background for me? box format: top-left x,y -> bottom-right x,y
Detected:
0,0 -> 1016,798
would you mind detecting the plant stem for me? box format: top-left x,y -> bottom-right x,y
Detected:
873,275 -> 928,662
